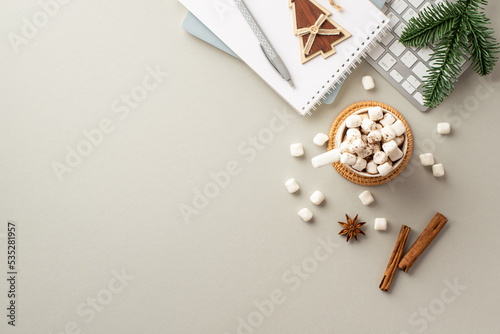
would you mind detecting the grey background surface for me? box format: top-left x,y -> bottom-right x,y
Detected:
1,0 -> 499,333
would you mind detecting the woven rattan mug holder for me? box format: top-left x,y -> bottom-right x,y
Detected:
327,101 -> 413,186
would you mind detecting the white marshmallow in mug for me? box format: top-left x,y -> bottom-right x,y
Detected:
313,133 -> 329,146
361,118 -> 376,133
368,106 -> 384,121
366,161 -> 378,174
352,157 -> 367,171
346,128 -> 362,141
367,130 -> 381,144
341,153 -> 357,165
345,115 -> 362,128
377,162 -> 393,176
373,151 -> 388,165
339,141 -> 352,153
350,138 -> 366,153
357,147 -> 372,159
368,142 -> 381,154
394,135 -> 405,146
391,120 -> 406,137
380,113 -> 396,127
381,126 -> 396,142
383,140 -> 403,161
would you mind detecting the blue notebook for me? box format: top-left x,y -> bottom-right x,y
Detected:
183,0 -> 386,105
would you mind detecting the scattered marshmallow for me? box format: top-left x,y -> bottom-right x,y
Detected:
373,151 -> 388,165
368,106 -> 384,121
313,133 -> 329,146
366,161 -> 378,174
298,208 -> 314,222
290,143 -> 304,157
311,149 -> 341,168
285,178 -> 300,193
346,128 -> 362,141
394,135 -> 405,146
362,76 -> 375,90
380,113 -> 396,127
350,138 -> 366,153
367,130 -> 382,144
437,122 -> 451,135
345,115 -> 362,128
310,191 -> 325,205
352,157 -> 367,171
391,120 -> 406,137
359,190 -> 375,206
340,153 -> 357,165
432,163 -> 445,177
361,118 -> 376,133
419,153 -> 435,167
374,218 -> 387,231
377,162 -> 393,176
381,126 -> 396,142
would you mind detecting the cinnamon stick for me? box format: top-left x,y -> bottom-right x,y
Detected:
379,225 -> 411,292
398,212 -> 448,273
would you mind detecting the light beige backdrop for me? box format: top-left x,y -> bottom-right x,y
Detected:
0,0 -> 499,333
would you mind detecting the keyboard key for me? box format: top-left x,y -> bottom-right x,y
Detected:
389,41 -> 406,57
417,47 -> 433,61
420,2 -> 432,12
408,0 -> 425,7
380,32 -> 394,46
413,62 -> 430,80
394,23 -> 408,37
401,51 -> 418,67
391,0 -> 408,14
368,43 -> 385,61
403,8 -> 419,22
414,92 -> 425,105
402,80 -> 416,94
407,75 -> 421,88
378,53 -> 397,71
386,11 -> 400,28
390,69 -> 404,83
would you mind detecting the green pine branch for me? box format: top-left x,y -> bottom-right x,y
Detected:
398,0 -> 499,108
465,12 -> 499,75
423,18 -> 469,108
399,2 -> 461,47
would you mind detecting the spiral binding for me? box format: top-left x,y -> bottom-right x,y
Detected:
302,21 -> 391,115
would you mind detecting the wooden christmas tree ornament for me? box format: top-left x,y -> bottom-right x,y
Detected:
289,0 -> 351,64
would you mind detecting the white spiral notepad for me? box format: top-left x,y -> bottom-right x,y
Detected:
179,0 -> 389,115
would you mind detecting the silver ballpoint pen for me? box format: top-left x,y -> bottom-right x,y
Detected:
233,0 -> 295,88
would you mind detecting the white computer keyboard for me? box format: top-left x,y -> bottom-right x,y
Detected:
366,0 -> 469,111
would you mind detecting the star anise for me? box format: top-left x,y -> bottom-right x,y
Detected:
338,214 -> 366,242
